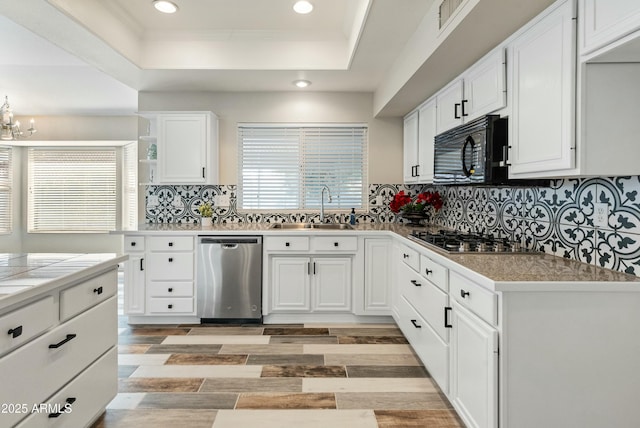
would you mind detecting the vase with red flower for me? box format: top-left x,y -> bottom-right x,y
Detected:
389,190 -> 443,226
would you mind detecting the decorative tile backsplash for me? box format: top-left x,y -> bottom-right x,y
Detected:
146,176 -> 640,276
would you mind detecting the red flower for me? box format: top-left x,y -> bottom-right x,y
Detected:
389,190 -> 443,213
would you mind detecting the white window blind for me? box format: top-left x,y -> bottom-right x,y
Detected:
239,125 -> 368,210
0,147 -> 12,234
28,148 -> 117,232
122,142 -> 138,230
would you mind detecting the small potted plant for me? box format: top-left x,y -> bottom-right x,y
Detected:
198,202 -> 213,227
390,190 -> 443,226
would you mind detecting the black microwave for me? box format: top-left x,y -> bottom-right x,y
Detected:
433,115 -> 509,185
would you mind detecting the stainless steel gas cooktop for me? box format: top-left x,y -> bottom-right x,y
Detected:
407,229 -> 532,254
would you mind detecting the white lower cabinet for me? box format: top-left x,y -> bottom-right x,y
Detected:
450,299 -> 498,428
363,238 -> 392,314
270,256 -> 351,313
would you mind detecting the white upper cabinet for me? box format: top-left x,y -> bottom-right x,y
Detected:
463,49 -> 506,123
157,113 -> 219,184
508,0 -> 576,176
436,49 -> 506,134
580,0 -> 640,55
436,79 -> 464,133
417,98 -> 437,184
403,111 -> 419,183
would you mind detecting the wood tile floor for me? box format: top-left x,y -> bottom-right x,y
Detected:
91,317 -> 464,428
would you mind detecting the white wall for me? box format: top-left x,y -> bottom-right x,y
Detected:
0,115 -> 138,253
138,91 -> 403,184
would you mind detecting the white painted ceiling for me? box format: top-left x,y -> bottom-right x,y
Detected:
0,0 -> 555,117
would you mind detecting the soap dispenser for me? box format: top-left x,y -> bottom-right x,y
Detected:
349,208 -> 356,225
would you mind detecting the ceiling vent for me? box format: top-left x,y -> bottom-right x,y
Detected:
439,0 -> 463,29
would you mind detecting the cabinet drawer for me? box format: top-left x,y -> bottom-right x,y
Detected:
313,236 -> 357,252
264,236 -> 310,252
420,254 -> 448,292
0,297 -> 117,428
397,295 -> 449,394
16,347 -> 117,428
147,297 -> 194,314
401,269 -> 449,342
0,296 -> 55,358
148,253 -> 194,281
124,235 -> 145,252
148,281 -> 193,297
60,269 -> 117,322
399,244 -> 419,272
148,236 -> 194,251
450,271 -> 497,326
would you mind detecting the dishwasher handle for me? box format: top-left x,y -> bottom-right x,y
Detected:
199,236 -> 262,245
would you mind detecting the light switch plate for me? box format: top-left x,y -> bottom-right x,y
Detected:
594,202 -> 609,228
216,194 -> 230,206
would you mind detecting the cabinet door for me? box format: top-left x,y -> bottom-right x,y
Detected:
509,0 -> 576,176
124,256 -> 145,315
158,114 -> 208,183
271,257 -> 311,312
580,0 -> 640,54
417,99 -> 436,184
450,300 -> 498,428
403,110 -> 419,183
363,239 -> 392,314
436,79 -> 464,133
463,49 -> 506,122
312,258 -> 351,312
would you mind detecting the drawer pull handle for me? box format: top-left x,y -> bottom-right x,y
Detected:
168,257 -> 174,262
7,325 -> 23,338
93,286 -> 103,295
444,307 -> 452,328
285,242 -> 290,247
168,287 -> 173,292
334,242 -> 339,247
168,304 -> 173,309
410,319 -> 422,329
168,242 -> 174,247
410,279 -> 421,287
425,268 -> 433,275
48,397 -> 76,418
403,253 -> 409,259
460,289 -> 470,298
49,334 -> 77,349
140,258 -> 145,271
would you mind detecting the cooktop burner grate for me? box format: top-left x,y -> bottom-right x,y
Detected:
407,229 -> 530,253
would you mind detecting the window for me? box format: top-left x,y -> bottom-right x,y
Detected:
238,125 -> 368,210
28,145 -> 135,233
122,142 -> 138,230
0,147 -> 12,234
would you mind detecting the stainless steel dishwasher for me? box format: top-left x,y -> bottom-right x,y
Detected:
197,236 -> 262,323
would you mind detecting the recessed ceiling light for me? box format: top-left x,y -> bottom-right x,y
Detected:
293,80 -> 311,88
153,0 -> 178,14
293,1 -> 314,14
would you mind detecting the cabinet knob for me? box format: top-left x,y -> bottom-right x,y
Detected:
460,289 -> 470,298
168,242 -> 174,247
285,242 -> 290,247
7,325 -> 23,338
168,257 -> 173,262
168,304 -> 173,309
168,287 -> 173,292
425,268 -> 433,275
334,242 -> 339,247
93,286 -> 103,295
403,253 -> 409,259
131,242 -> 136,247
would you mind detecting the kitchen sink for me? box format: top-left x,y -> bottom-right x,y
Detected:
270,223 -> 353,230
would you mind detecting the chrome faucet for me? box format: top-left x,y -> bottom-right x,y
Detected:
320,185 -> 332,223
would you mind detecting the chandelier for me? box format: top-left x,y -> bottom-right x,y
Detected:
1,96 -> 37,140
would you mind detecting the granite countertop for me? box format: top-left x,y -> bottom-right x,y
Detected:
115,223 -> 640,288
0,253 -> 127,309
